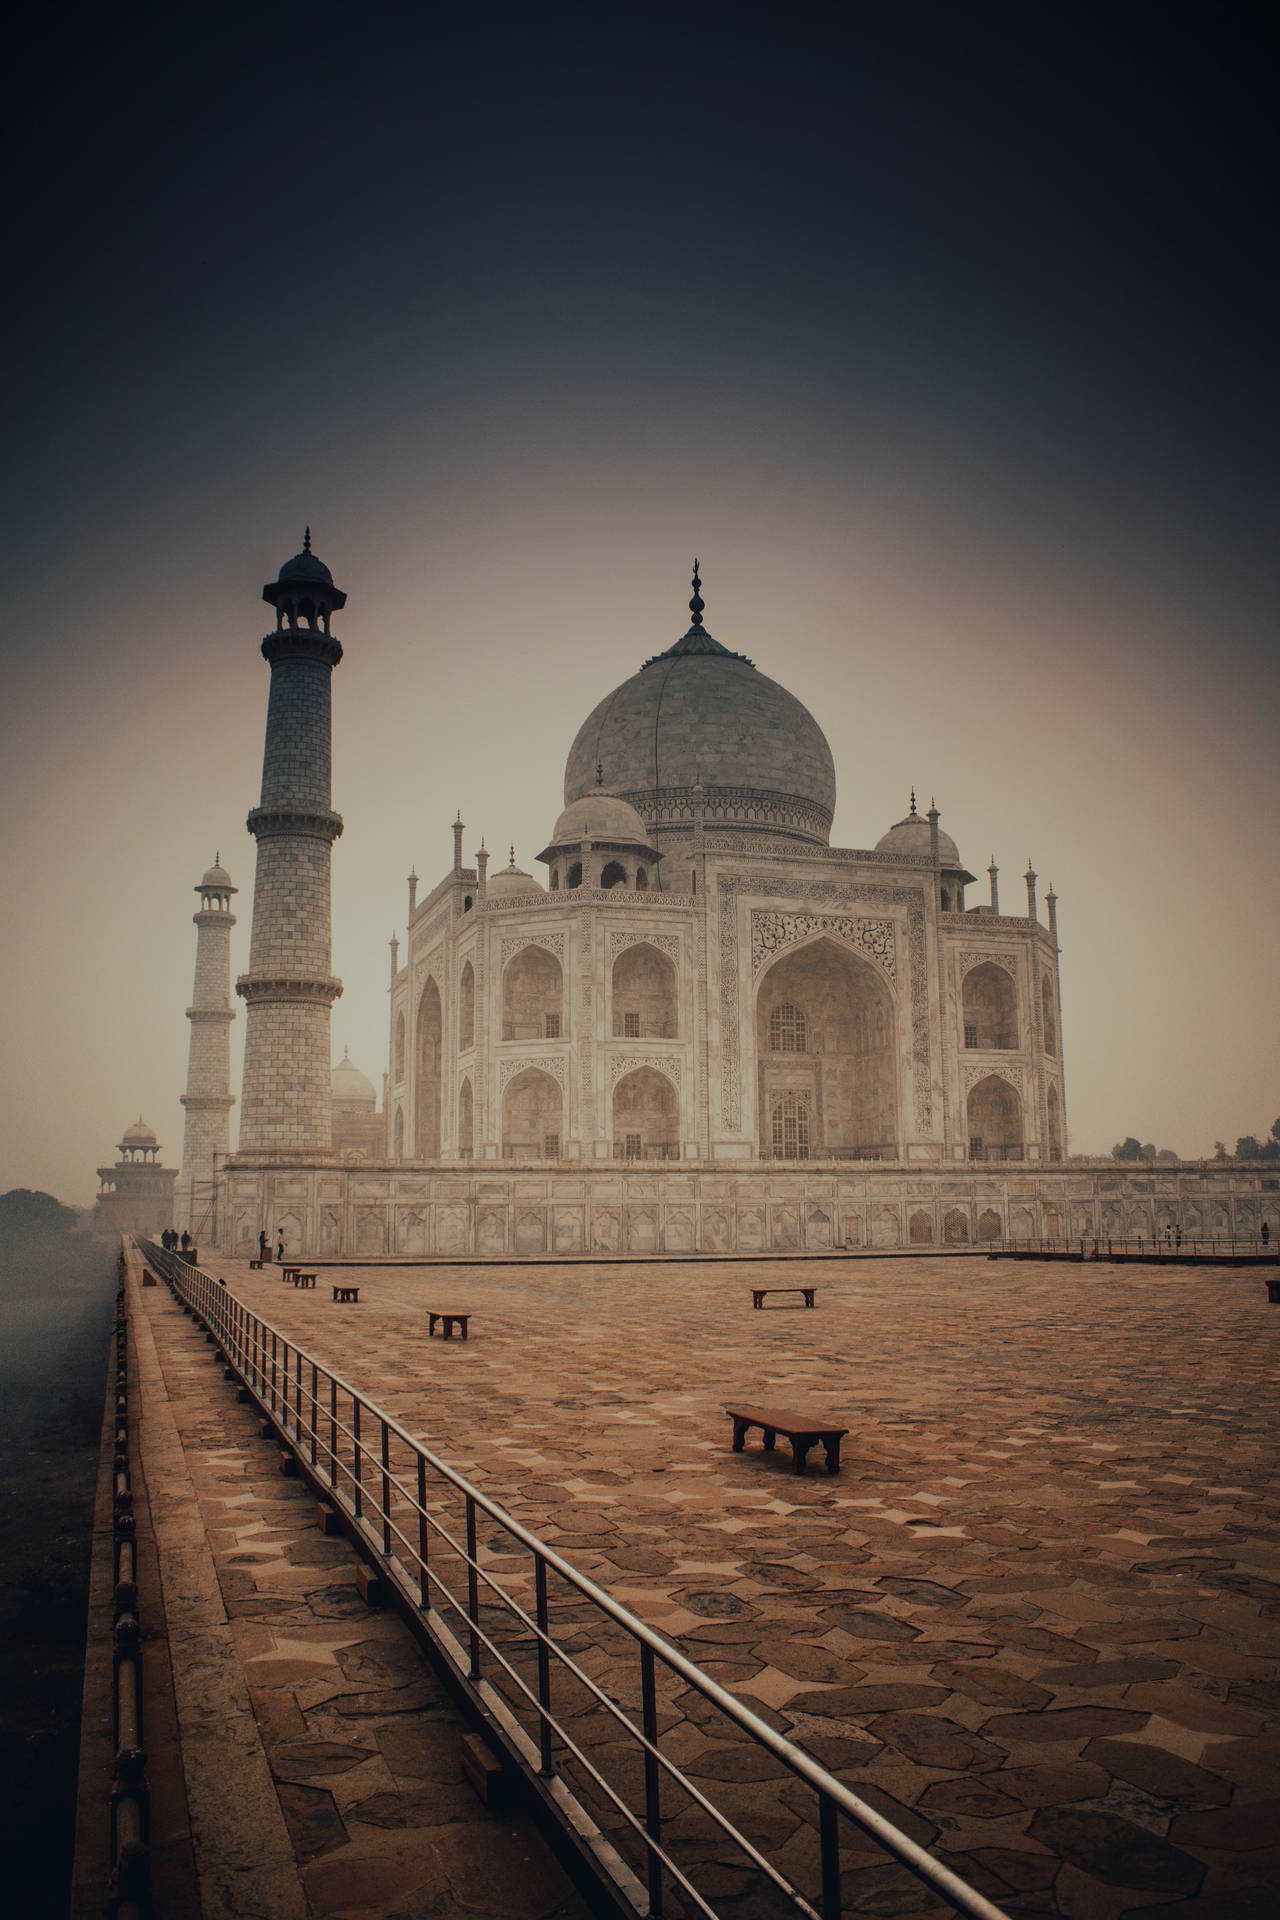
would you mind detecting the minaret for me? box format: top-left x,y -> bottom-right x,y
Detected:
176,857 -> 237,1231
236,530 -> 345,1152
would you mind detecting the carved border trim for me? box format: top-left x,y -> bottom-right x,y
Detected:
498,1055 -> 567,1092
750,910 -> 896,984
501,932 -> 566,967
608,1053 -> 683,1088
959,950 -> 1019,977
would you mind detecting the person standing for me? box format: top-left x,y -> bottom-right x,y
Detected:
258,1227 -> 268,1262
276,1230 -> 285,1262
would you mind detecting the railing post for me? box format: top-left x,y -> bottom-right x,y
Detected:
819,1791 -> 841,1920
295,1347 -> 303,1443
380,1419 -> 392,1556
329,1377 -> 337,1487
640,1641 -> 663,1917
465,1495 -> 480,1679
417,1454 -> 429,1610
309,1363 -> 318,1466
353,1399 -> 363,1519
535,1556 -> 553,1778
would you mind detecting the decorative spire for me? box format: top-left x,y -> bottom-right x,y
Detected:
908,790 -> 917,817
215,849 -> 220,864
508,844 -> 517,867
595,758 -> 604,786
688,558 -> 704,629
303,525 -> 312,552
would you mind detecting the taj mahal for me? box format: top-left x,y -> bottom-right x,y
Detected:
118,533 -> 1266,1255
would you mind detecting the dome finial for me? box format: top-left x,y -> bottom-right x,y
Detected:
688,557 -> 704,629
303,525 -> 312,552
508,843 -> 516,867
595,758 -> 604,786
908,789 -> 917,817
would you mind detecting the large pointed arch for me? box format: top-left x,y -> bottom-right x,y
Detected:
501,1067 -> 562,1159
754,934 -> 898,1158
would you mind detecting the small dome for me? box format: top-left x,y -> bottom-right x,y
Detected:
332,1048 -> 377,1106
122,1117 -> 157,1147
487,848 -> 546,900
278,548 -> 334,586
549,793 -> 652,848
198,856 -> 234,891
875,800 -> 961,867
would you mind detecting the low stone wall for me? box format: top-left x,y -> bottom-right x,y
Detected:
218,1159 -> 1279,1259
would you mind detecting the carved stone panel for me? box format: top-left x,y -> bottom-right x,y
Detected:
750,910 -> 896,984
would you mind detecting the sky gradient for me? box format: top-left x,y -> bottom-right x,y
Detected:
3,1 -> 1276,1202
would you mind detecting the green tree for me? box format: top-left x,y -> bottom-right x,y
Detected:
1213,1141 -> 1229,1161
1112,1137 -> 1144,1161
1236,1135 -> 1263,1161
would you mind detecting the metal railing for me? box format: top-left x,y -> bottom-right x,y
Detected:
142,1240 -> 1006,1920
987,1233 -> 1276,1260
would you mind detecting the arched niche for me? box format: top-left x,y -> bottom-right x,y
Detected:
1041,974 -> 1057,1056
962,962 -> 1019,1050
503,946 -> 563,1042
458,1078 -> 474,1158
612,1066 -> 678,1159
754,936 -> 898,1159
416,977 -> 442,1158
967,1073 -> 1023,1160
1047,1083 -> 1063,1161
459,960 -> 475,1051
393,1106 -> 405,1159
394,1012 -> 406,1082
612,942 -> 677,1038
502,1067 -> 562,1159
600,860 -> 627,889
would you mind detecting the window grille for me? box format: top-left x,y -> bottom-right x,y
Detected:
544,1012 -> 560,1038
964,1022 -> 979,1048
769,1003 -> 806,1053
625,1133 -> 642,1159
771,1096 -> 809,1160
543,1134 -> 559,1159
623,1010 -> 640,1037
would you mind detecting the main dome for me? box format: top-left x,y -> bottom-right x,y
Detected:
563,572 -> 836,845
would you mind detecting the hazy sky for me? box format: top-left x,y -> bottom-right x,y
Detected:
3,2 -> 1276,1203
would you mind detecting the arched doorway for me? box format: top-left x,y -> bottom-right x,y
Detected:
967,1074 -> 1023,1160
1041,974 -> 1057,1055
754,937 -> 898,1158
612,1066 -> 678,1160
502,1068 -> 562,1159
458,1078 -> 474,1158
503,946 -> 563,1042
612,943 -> 677,1038
962,963 -> 1019,1050
416,977 -> 442,1158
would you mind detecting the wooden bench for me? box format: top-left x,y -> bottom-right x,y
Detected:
427,1311 -> 470,1341
751,1286 -> 816,1310
725,1404 -> 848,1475
332,1285 -> 360,1303
281,1265 -> 300,1283
291,1271 -> 317,1289
249,1258 -> 265,1270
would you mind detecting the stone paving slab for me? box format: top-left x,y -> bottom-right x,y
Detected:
135,1268 -> 590,1920
201,1254 -> 1280,1918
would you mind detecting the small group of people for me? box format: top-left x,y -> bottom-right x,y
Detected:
160,1227 -> 192,1252
258,1227 -> 286,1262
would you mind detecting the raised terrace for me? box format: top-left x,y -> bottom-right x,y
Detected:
107,1249 -> 1280,1918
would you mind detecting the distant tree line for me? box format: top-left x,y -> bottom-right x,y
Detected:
0,1188 -> 82,1236
1112,1118 -> 1280,1164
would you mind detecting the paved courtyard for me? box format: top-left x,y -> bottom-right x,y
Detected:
199,1253 -> 1280,1918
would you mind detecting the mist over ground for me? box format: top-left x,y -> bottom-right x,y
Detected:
0,1194 -> 117,1919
